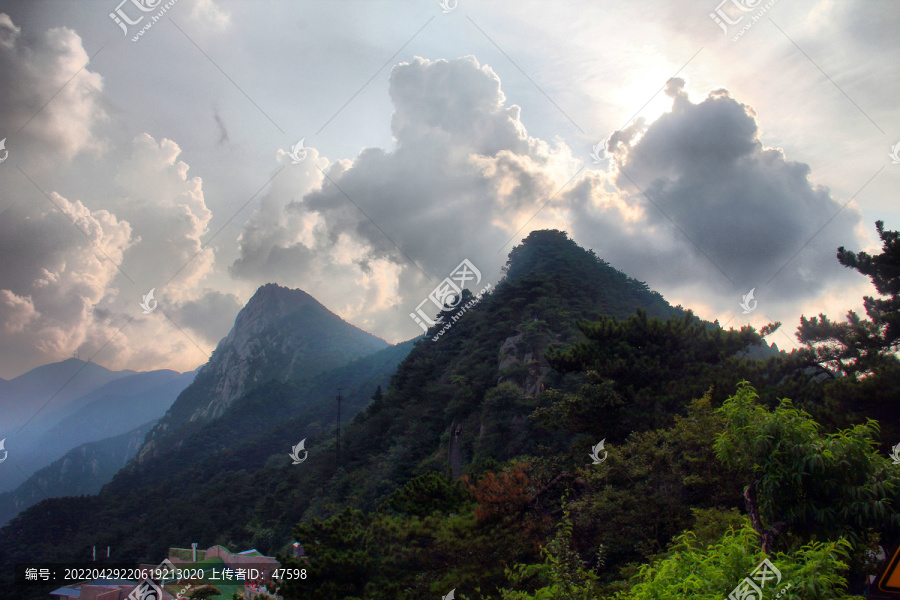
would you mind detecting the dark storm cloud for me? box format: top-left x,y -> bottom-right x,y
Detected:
573,78 -> 863,305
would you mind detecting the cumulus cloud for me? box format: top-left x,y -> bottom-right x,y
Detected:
0,14 -> 239,376
110,133 -> 215,300
0,12 -> 106,168
0,131 -> 235,375
0,8 -> 872,377
0,195 -> 133,373
569,78 -> 863,317
230,56 -> 577,338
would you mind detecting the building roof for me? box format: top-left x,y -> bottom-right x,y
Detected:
50,586 -> 81,597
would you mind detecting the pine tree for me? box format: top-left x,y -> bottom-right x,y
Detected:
798,220 -> 900,376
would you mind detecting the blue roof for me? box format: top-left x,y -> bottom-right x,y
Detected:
50,586 -> 80,597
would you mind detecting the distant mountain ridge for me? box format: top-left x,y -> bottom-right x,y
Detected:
135,283 -> 390,463
0,359 -> 135,435
29,370 -> 197,470
0,361 -> 195,494
0,421 -> 156,527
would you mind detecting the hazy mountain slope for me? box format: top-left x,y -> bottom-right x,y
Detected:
135,283 -> 389,463
27,370 -> 196,470
0,335 -> 416,588
0,359 -> 134,434
107,338 -> 417,493
0,360 -> 187,493
0,421 -> 156,527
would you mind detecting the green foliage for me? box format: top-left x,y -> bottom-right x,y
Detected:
546,309 -> 759,387
283,489 -> 544,600
531,378 -> 626,437
499,512 -> 602,600
545,309 -> 767,433
798,220 -> 900,376
565,393 -> 744,579
714,382 -> 900,551
620,520 -> 858,600
473,382 -> 539,462
5,228 -> 897,600
379,472 -> 472,517
286,507 -> 373,599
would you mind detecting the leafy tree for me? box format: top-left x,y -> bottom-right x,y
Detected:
473,382 -> 538,462
620,519 -> 857,600
499,512 -> 603,600
798,220 -> 900,377
565,393 -> 745,578
713,382 -> 900,561
468,463 -> 534,525
285,507 -> 373,599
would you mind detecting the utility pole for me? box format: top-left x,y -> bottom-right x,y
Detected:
336,388 -> 343,470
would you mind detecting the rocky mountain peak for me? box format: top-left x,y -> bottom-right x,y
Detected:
134,284 -> 388,462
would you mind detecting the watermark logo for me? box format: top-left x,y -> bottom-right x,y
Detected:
110,0 -> 161,35
109,0 -> 180,42
429,283 -> 491,342
889,141 -> 900,164
589,439 -> 607,465
438,0 -> 458,13
410,259 -> 482,333
589,142 -> 605,164
288,139 -> 308,164
710,0 -> 777,41
128,558 -> 190,600
0,438 -> 7,464
740,288 -> 757,314
727,558 -> 790,599
127,579 -> 162,600
140,288 -> 158,314
709,0 -> 757,34
289,439 -> 308,464
0,138 -> 8,164
442,589 -> 456,600
890,442 -> 900,465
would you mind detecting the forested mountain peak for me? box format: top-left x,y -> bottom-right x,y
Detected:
499,229 -> 676,322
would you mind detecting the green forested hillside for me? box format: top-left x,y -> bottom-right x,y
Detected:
3,227 -> 899,600
272,227 -> 899,599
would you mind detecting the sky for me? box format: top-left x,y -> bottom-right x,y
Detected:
0,0 -> 898,379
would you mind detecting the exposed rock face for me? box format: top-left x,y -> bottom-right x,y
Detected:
497,323 -> 554,398
135,283 -> 388,462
